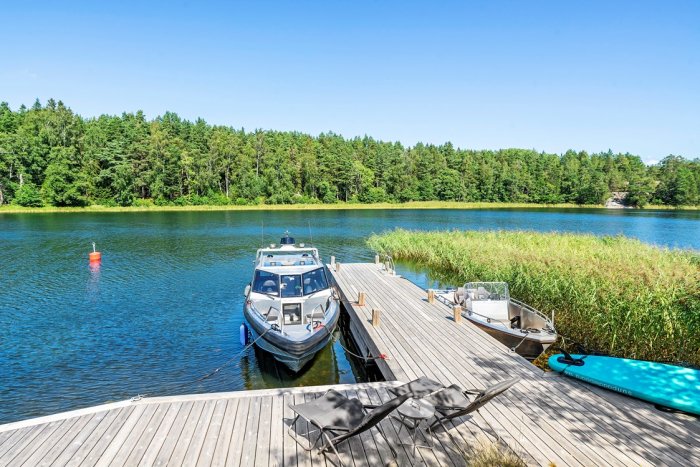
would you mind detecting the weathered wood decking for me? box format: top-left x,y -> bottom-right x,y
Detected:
1,261 -> 698,466
329,263 -> 700,466
2,382 -> 476,467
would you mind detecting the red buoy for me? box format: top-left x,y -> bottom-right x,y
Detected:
89,242 -> 102,263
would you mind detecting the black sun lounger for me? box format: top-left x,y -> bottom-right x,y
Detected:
288,389 -> 411,466
426,377 -> 519,433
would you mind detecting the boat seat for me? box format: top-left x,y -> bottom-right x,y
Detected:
261,280 -> 278,293
303,278 -> 313,295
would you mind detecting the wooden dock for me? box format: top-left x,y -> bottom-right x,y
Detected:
1,262 -> 698,466
329,263 -> 700,466
2,381 -> 478,467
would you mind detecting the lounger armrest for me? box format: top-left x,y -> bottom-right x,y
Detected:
463,389 -> 482,396
325,425 -> 352,432
434,405 -> 464,411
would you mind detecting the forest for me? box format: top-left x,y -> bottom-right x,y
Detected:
0,99 -> 698,208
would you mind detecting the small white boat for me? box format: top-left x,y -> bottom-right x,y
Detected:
242,233 -> 340,372
434,282 -> 556,358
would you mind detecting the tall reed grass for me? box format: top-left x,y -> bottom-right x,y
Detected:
368,229 -> 700,366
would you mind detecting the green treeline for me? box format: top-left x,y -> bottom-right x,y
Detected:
1,99 -> 699,208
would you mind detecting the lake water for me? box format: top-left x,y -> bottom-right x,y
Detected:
1,207 -> 698,423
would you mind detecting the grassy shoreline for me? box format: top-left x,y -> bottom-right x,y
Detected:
368,229 -> 700,367
0,201 -> 697,214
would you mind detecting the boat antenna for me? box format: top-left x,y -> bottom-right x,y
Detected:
307,221 -> 313,246
261,221 -> 264,248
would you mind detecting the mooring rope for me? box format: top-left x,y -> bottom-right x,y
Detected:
131,323 -> 390,402
330,330 -> 388,362
132,327 -> 271,400
509,332 -> 531,353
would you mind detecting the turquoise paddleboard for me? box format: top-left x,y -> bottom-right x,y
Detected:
549,354 -> 700,416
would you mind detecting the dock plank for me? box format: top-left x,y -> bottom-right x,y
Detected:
66,407 -> 130,467
166,400 -> 207,466
0,421 -> 61,466
93,403 -> 150,467
105,403 -> 160,467
151,401 -> 195,466
122,400 -> 171,466
254,396 -> 273,467
283,392 -> 303,467
136,402 -> 183,467
37,412 -> 96,466
268,392 -> 285,467
181,399 -> 218,466
211,398 -> 239,466
197,399 -> 228,467
53,410 -> 111,466
240,394 -> 262,466
226,396 -> 251,466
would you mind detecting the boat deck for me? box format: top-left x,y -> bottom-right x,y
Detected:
0,261 -> 698,466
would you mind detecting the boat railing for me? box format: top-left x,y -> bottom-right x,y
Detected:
433,289 -> 457,307
381,254 -> 396,275
510,297 -> 556,331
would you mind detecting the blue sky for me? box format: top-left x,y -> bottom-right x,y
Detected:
1,1 -> 698,163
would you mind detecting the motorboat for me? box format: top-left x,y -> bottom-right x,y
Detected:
242,232 -> 340,372
434,282 -> 556,358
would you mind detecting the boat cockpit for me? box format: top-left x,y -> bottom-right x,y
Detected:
251,267 -> 330,298
458,281 -> 553,331
246,236 -> 335,333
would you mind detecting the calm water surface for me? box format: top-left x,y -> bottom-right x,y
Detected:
1,208 -> 698,423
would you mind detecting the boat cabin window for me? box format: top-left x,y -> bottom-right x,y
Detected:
283,303 -> 302,325
253,270 -> 279,296
281,274 -> 303,298
302,268 -> 329,295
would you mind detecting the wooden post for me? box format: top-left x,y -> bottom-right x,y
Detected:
453,305 -> 462,323
330,255 -> 336,266
371,308 -> 381,327
357,291 -> 366,306
427,289 -> 435,304
335,261 -> 341,272
374,254 -> 380,265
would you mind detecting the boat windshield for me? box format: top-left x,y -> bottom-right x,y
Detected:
467,282 -> 510,301
256,268 -> 329,298
281,274 -> 303,297
302,268 -> 329,295
252,270 -> 279,296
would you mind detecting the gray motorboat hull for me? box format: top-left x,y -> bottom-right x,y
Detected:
468,317 -> 556,359
243,304 -> 340,372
